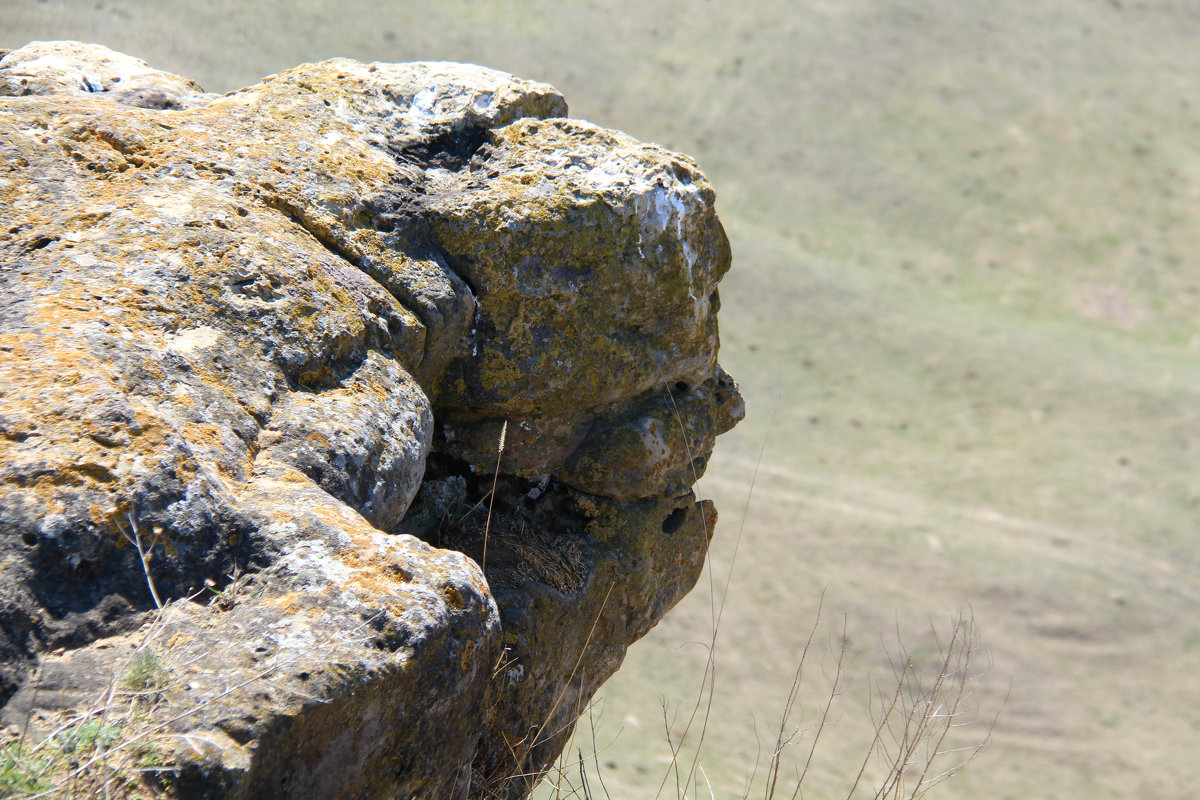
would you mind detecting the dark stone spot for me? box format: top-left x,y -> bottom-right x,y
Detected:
661,508 -> 687,534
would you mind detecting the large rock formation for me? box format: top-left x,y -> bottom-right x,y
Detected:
0,42 -> 742,799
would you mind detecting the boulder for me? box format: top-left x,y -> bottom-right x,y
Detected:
0,42 -> 742,799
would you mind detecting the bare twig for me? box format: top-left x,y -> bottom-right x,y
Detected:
655,395 -> 780,800
528,582 -> 615,755
113,513 -> 163,611
786,615 -> 848,800
481,420 -> 507,573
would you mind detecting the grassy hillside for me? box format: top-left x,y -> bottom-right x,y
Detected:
5,2 -> 1199,797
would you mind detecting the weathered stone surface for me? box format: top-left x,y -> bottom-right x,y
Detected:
4,498 -> 496,799
0,41 -> 742,799
256,351 -> 433,530
426,117 -> 731,417
0,41 -> 216,109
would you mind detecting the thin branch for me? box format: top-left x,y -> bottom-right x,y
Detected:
481,420 -> 507,573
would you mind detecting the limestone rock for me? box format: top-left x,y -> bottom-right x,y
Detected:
0,41 -> 216,109
0,41 -> 741,799
427,117 -> 731,417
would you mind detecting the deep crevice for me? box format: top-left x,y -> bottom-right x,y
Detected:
385,124 -> 490,172
262,194 -> 361,271
262,189 -> 464,353
397,453 -> 592,597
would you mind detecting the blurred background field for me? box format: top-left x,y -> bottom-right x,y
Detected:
5,2 -> 1199,797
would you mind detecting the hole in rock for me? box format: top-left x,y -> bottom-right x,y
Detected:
661,507 -> 687,534
389,124 -> 489,171
399,453 -> 591,595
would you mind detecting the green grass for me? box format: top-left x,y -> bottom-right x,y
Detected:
0,743 -> 51,797
0,649 -> 170,798
119,652 -> 170,697
0,719 -> 135,798
5,2 -> 1200,798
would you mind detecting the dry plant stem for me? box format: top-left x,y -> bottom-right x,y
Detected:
491,583 -> 616,796
845,670 -> 906,799
526,582 -> 615,756
539,700 -> 617,800
85,520 -> 177,785
786,618 -> 847,800
547,679 -> 589,799
554,664 -> 596,798
18,658 -> 46,749
836,611 -> 996,800
24,608 -> 387,798
758,592 -> 849,800
44,653 -> 307,792
655,381 -> 717,800
534,382 -> 997,799
699,763 -> 716,800
15,519 -> 176,795
929,673 -> 1007,793
876,622 -> 964,799
482,420 -> 507,573
905,623 -> 986,794
654,398 -> 779,800
892,616 -> 993,799
116,513 -> 163,611
763,594 -> 825,798
586,706 -> 614,800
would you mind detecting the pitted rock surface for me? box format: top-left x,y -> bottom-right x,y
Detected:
0,41 -> 742,800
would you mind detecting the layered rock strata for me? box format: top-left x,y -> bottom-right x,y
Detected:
0,42 -> 743,799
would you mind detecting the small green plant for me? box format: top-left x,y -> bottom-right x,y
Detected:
0,710 -> 178,799
203,566 -> 265,611
119,651 -> 170,697
0,742 -> 51,796
51,718 -> 122,755
129,739 -> 164,770
0,716 -> 144,798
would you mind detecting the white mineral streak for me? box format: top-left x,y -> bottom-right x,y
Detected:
167,326 -> 222,353
39,514 -> 69,539
408,85 -> 442,121
142,188 -> 197,219
582,154 -> 705,314
262,521 -> 299,540
471,90 -> 496,111
267,618 -> 318,653
404,66 -> 508,125
285,539 -> 354,585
